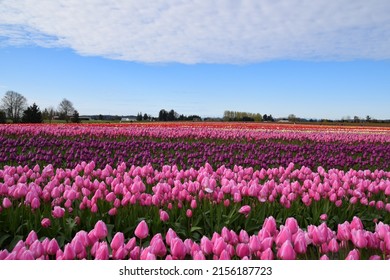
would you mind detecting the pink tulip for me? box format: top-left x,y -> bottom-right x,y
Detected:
110,232 -> 124,251
369,255 -> 381,260
221,227 -> 232,243
94,220 -> 108,240
285,218 -> 299,234
145,252 -> 156,260
200,236 -> 213,255
125,237 -> 136,251
170,238 -> 186,260
150,234 -> 167,257
375,222 -> 389,240
21,250 -> 34,260
135,220 -> 149,239
276,226 -> 292,247
236,243 -> 250,259
238,230 -> 249,243
31,197 -> 40,209
327,238 -> 339,253
260,248 -> 274,260
29,240 -> 44,258
113,246 -> 128,260
345,249 -> 360,260
320,254 -> 329,260
262,216 -> 277,235
95,242 -> 109,260
51,206 -> 65,218
159,210 -> 169,222
249,235 -> 261,252
193,251 -> 206,260
129,246 -> 140,260
72,238 -> 84,256
337,222 -> 351,241
238,205 -> 251,216
63,244 -> 75,260
219,250 -> 231,260
165,228 -> 177,246
186,209 -> 193,218
2,198 -> 12,208
213,237 -> 227,257
47,238 -> 60,255
310,225 -> 327,245
277,240 -> 296,260
108,208 -> 117,216
351,229 -> 368,248
26,230 -> 38,246
293,232 -> 307,254
350,216 -> 363,230
190,200 -> 197,209
260,237 -> 273,251
320,214 -> 328,221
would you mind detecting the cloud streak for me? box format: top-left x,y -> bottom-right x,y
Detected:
0,0 -> 389,63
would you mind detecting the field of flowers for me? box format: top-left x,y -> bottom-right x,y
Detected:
0,122 -> 390,260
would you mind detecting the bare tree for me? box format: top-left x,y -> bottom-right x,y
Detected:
58,98 -> 75,122
42,106 -> 56,123
0,91 -> 28,123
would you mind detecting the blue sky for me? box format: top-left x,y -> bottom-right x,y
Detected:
1,1 -> 390,119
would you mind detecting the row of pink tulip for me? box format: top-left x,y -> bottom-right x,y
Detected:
1,217 -> 389,260
1,162 -> 389,215
1,124 -> 389,143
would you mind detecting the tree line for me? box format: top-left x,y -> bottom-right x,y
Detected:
0,91 -> 80,123
223,110 -> 276,122
157,109 -> 201,122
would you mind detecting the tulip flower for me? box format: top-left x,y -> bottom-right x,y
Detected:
159,210 -> 169,222
51,206 -> 65,219
110,232 -> 124,251
93,220 -> 108,240
200,236 -> 213,255
170,238 -> 186,260
135,220 -> 149,240
277,240 -> 296,260
2,198 -> 12,208
238,205 -> 251,216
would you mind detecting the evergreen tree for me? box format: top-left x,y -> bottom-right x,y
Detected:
71,110 -> 80,123
22,103 -> 43,123
0,110 -> 6,123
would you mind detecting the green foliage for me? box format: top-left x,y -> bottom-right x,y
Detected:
22,103 -> 43,123
0,110 -> 6,123
71,110 -> 80,123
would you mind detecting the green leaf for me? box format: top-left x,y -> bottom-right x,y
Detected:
190,226 -> 203,233
0,234 -> 11,248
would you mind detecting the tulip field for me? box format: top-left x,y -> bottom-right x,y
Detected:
0,122 -> 390,260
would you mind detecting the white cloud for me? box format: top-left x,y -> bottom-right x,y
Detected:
0,0 -> 389,63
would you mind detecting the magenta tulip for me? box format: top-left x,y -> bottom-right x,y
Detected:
94,220 -> 108,240
238,205 -> 251,216
260,248 -> 274,260
200,236 -> 213,255
277,240 -> 296,260
95,242 -> 109,260
135,220 -> 149,240
170,238 -> 186,260
110,232 -> 124,251
345,249 -> 360,260
159,210 -> 169,222
51,206 -> 65,218
2,198 -> 12,209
